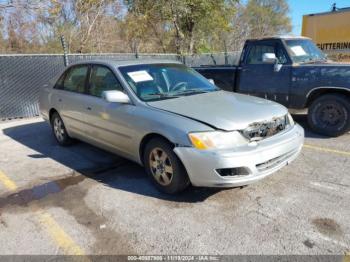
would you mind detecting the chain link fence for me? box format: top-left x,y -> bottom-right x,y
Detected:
0,52 -> 240,121
184,51 -> 241,67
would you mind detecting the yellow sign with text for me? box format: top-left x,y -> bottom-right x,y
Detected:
302,10 -> 350,62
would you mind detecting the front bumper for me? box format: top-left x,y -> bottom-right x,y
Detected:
174,124 -> 304,187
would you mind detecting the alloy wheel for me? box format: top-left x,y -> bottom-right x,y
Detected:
149,147 -> 174,186
53,117 -> 65,142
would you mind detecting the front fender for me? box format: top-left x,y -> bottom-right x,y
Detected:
131,106 -> 215,163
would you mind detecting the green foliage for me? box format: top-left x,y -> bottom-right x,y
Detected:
0,0 -> 292,54
124,0 -> 237,54
244,0 -> 291,37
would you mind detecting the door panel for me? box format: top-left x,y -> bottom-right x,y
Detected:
238,42 -> 291,106
59,91 -> 89,136
82,96 -> 136,157
58,65 -> 90,136
83,65 -> 136,157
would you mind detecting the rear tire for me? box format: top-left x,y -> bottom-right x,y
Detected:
50,112 -> 73,146
143,138 -> 190,194
308,94 -> 350,137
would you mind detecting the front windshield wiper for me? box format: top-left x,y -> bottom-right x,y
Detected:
144,88 -> 218,100
143,93 -> 180,99
172,88 -> 215,96
299,57 -> 327,64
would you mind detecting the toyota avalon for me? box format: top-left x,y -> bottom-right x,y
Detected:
39,60 -> 304,194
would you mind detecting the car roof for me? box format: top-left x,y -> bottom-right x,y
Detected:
67,59 -> 183,68
247,35 -> 311,41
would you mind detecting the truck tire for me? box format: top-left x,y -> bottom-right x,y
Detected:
308,94 -> 350,137
143,138 -> 190,194
50,112 -> 73,146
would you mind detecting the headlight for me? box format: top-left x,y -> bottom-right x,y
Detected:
287,113 -> 295,126
188,131 -> 248,150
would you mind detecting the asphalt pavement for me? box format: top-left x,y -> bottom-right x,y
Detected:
0,116 -> 349,256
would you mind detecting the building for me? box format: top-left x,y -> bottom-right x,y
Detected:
302,5 -> 350,62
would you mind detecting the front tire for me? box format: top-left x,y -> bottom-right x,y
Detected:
143,138 -> 190,194
308,94 -> 350,137
50,112 -> 73,146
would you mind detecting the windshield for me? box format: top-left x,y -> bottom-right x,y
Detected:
285,39 -> 326,63
119,63 -> 219,101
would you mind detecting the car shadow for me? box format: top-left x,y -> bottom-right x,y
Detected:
3,120 -> 224,203
291,114 -> 331,139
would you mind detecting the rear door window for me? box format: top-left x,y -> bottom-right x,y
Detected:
63,66 -> 89,93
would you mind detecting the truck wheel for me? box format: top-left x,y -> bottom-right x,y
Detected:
143,138 -> 190,194
308,94 -> 350,137
50,112 -> 73,146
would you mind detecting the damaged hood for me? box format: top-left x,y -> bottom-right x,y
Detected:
147,91 -> 288,131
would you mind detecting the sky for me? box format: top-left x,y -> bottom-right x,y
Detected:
289,0 -> 350,35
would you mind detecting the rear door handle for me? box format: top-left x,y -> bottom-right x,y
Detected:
86,107 -> 92,111
58,98 -> 62,102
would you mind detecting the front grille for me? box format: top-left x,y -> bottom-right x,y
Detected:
241,115 -> 288,141
256,149 -> 298,172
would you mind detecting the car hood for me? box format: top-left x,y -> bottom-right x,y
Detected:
298,61 -> 350,67
147,91 -> 288,131
294,61 -> 350,88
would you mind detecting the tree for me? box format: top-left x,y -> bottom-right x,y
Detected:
46,0 -> 123,53
167,0 -> 236,54
0,1 -> 49,53
125,0 -> 237,54
0,0 -> 292,54
243,0 -> 291,38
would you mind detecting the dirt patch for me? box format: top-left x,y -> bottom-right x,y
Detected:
0,167 -> 134,254
303,239 -> 315,248
0,173 -> 85,209
38,178 -> 134,254
0,214 -> 7,227
312,218 -> 343,237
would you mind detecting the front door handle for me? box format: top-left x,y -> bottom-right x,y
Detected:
58,98 -> 62,102
86,107 -> 92,111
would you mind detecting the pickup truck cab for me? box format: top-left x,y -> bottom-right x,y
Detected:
195,36 -> 350,137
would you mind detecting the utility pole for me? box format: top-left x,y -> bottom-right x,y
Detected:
332,3 -> 337,12
60,35 -> 69,66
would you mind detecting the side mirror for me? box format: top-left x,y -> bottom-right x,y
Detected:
102,90 -> 130,104
262,53 -> 278,64
208,79 -> 215,85
262,53 -> 282,72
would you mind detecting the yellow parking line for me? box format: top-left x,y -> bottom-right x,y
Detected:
303,144 -> 350,157
37,211 -> 85,255
344,252 -> 350,262
0,170 -> 17,191
0,169 -> 85,256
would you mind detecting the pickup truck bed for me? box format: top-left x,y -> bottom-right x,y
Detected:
194,66 -> 237,92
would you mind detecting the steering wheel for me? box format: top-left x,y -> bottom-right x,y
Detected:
171,82 -> 188,92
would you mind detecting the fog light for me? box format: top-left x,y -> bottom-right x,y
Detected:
216,167 -> 249,177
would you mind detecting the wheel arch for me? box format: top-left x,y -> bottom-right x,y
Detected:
48,108 -> 72,137
139,133 -> 175,166
306,87 -> 350,107
49,108 -> 59,123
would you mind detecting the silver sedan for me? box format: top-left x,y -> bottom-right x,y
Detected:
39,60 -> 304,193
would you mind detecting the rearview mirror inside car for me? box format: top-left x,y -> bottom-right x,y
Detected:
102,90 -> 130,104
